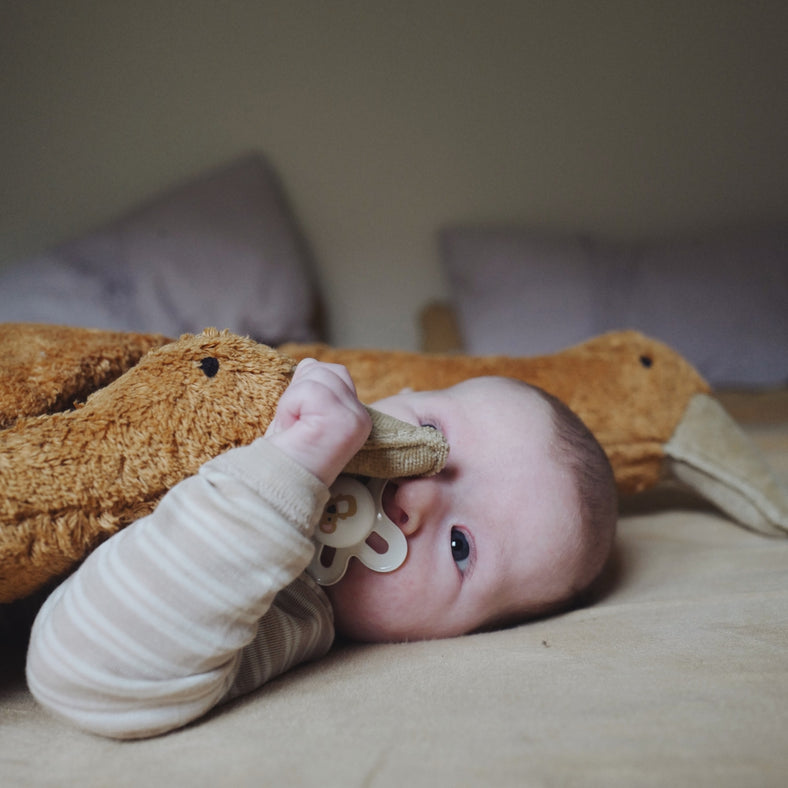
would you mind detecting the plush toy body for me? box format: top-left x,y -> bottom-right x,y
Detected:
2,323 -> 786,605
284,331 -> 710,495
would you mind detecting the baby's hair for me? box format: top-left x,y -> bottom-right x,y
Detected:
531,384 -> 618,608
479,379 -> 618,633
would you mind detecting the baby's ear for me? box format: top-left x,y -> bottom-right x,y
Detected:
343,406 -> 448,479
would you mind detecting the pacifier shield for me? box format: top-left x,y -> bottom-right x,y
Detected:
307,476 -> 408,586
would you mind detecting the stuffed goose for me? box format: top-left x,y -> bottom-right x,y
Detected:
2,323 -> 786,605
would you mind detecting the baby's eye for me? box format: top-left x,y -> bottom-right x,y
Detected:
451,527 -> 471,572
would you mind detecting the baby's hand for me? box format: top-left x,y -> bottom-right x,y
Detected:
265,359 -> 372,487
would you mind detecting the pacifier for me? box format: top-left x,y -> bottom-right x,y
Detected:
307,475 -> 407,586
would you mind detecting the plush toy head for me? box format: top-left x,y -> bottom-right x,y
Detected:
0,326 -> 447,603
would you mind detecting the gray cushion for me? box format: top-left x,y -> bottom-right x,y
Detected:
0,154 -> 321,345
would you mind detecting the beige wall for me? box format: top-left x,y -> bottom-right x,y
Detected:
2,1 -> 786,349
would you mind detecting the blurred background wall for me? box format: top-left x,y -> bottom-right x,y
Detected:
2,1 -> 786,349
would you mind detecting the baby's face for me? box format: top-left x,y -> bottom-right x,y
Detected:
324,377 -> 583,642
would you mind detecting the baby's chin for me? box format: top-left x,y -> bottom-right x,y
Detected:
323,561 -> 474,643
323,561 -> 409,642
323,559 -> 372,612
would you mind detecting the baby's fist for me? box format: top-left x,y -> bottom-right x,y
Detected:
265,359 -> 372,486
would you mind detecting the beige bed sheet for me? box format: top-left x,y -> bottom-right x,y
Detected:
2,420 -> 787,787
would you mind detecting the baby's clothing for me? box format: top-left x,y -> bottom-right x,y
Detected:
26,439 -> 335,739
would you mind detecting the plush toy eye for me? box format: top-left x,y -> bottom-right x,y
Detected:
639,355 -> 653,368
199,357 -> 220,377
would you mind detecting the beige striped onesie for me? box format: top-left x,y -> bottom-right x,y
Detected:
26,439 -> 335,739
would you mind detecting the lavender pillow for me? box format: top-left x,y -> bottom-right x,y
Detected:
440,228 -> 598,357
441,226 -> 788,387
598,230 -> 788,387
0,154 -> 321,345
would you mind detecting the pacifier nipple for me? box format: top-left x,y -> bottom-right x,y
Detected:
307,476 -> 408,586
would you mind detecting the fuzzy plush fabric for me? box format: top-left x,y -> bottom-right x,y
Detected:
0,326 -> 447,603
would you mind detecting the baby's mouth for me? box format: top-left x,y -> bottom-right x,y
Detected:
381,481 -> 408,528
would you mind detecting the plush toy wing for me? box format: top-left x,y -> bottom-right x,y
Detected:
282,332 -> 788,539
0,323 -> 171,429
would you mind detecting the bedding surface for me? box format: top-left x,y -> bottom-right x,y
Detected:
1,413 -> 787,787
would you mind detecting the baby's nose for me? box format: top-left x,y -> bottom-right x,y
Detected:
381,479 -> 436,537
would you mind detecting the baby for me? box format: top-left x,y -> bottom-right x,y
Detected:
26,359 -> 617,738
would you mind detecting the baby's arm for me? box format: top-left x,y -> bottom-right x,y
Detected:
26,360 -> 371,739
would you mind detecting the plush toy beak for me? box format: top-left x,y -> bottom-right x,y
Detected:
664,393 -> 788,536
342,406 -> 449,480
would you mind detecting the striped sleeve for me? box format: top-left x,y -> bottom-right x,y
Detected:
26,438 -> 333,739
225,575 -> 333,701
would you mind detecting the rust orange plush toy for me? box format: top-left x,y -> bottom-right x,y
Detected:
0,325 -> 447,603
2,323 -> 787,605
282,335 -> 788,542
